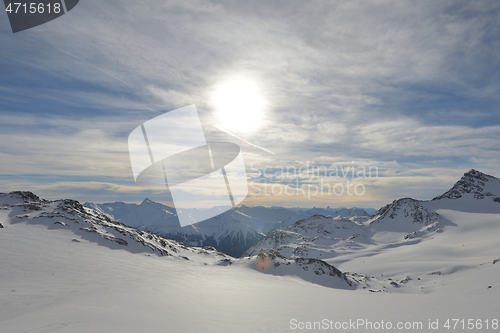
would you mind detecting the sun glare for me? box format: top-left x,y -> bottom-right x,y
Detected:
211,77 -> 266,133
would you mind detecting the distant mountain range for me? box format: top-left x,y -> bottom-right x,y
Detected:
83,201 -> 371,257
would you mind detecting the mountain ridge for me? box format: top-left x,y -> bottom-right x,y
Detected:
0,191 -> 355,290
83,201 -> 373,257
245,169 -> 500,261
433,169 -> 499,201
1,192 -> 229,261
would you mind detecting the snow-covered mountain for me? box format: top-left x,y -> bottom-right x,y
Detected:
1,170 -> 499,331
244,214 -> 372,258
433,169 -> 500,201
0,192 -> 361,332
426,168 -> 500,214
367,197 -> 448,241
304,206 -> 370,218
367,169 -> 500,239
330,207 -> 370,218
84,201 -> 315,257
1,191 -> 229,261
233,205 -> 312,233
251,252 -> 355,289
303,206 -> 337,216
245,170 -> 500,283
0,191 -> 352,283
85,199 -> 374,258
85,200 -> 267,257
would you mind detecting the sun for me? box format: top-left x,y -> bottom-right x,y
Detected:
211,77 -> 266,133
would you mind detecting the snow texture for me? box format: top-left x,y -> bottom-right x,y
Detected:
1,170 -> 499,332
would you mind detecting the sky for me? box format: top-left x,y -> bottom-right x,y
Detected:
1,0 -> 499,209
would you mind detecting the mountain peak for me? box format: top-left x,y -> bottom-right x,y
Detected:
433,169 -> 497,201
297,214 -> 330,223
331,207 -> 370,218
9,191 -> 42,203
464,169 -> 493,178
141,198 -> 155,205
372,197 -> 424,221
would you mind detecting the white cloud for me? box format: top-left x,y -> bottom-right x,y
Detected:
1,0 -> 499,205
356,119 -> 500,158
0,113 -> 133,177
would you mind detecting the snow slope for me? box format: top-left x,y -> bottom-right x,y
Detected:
1,197 -> 499,333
